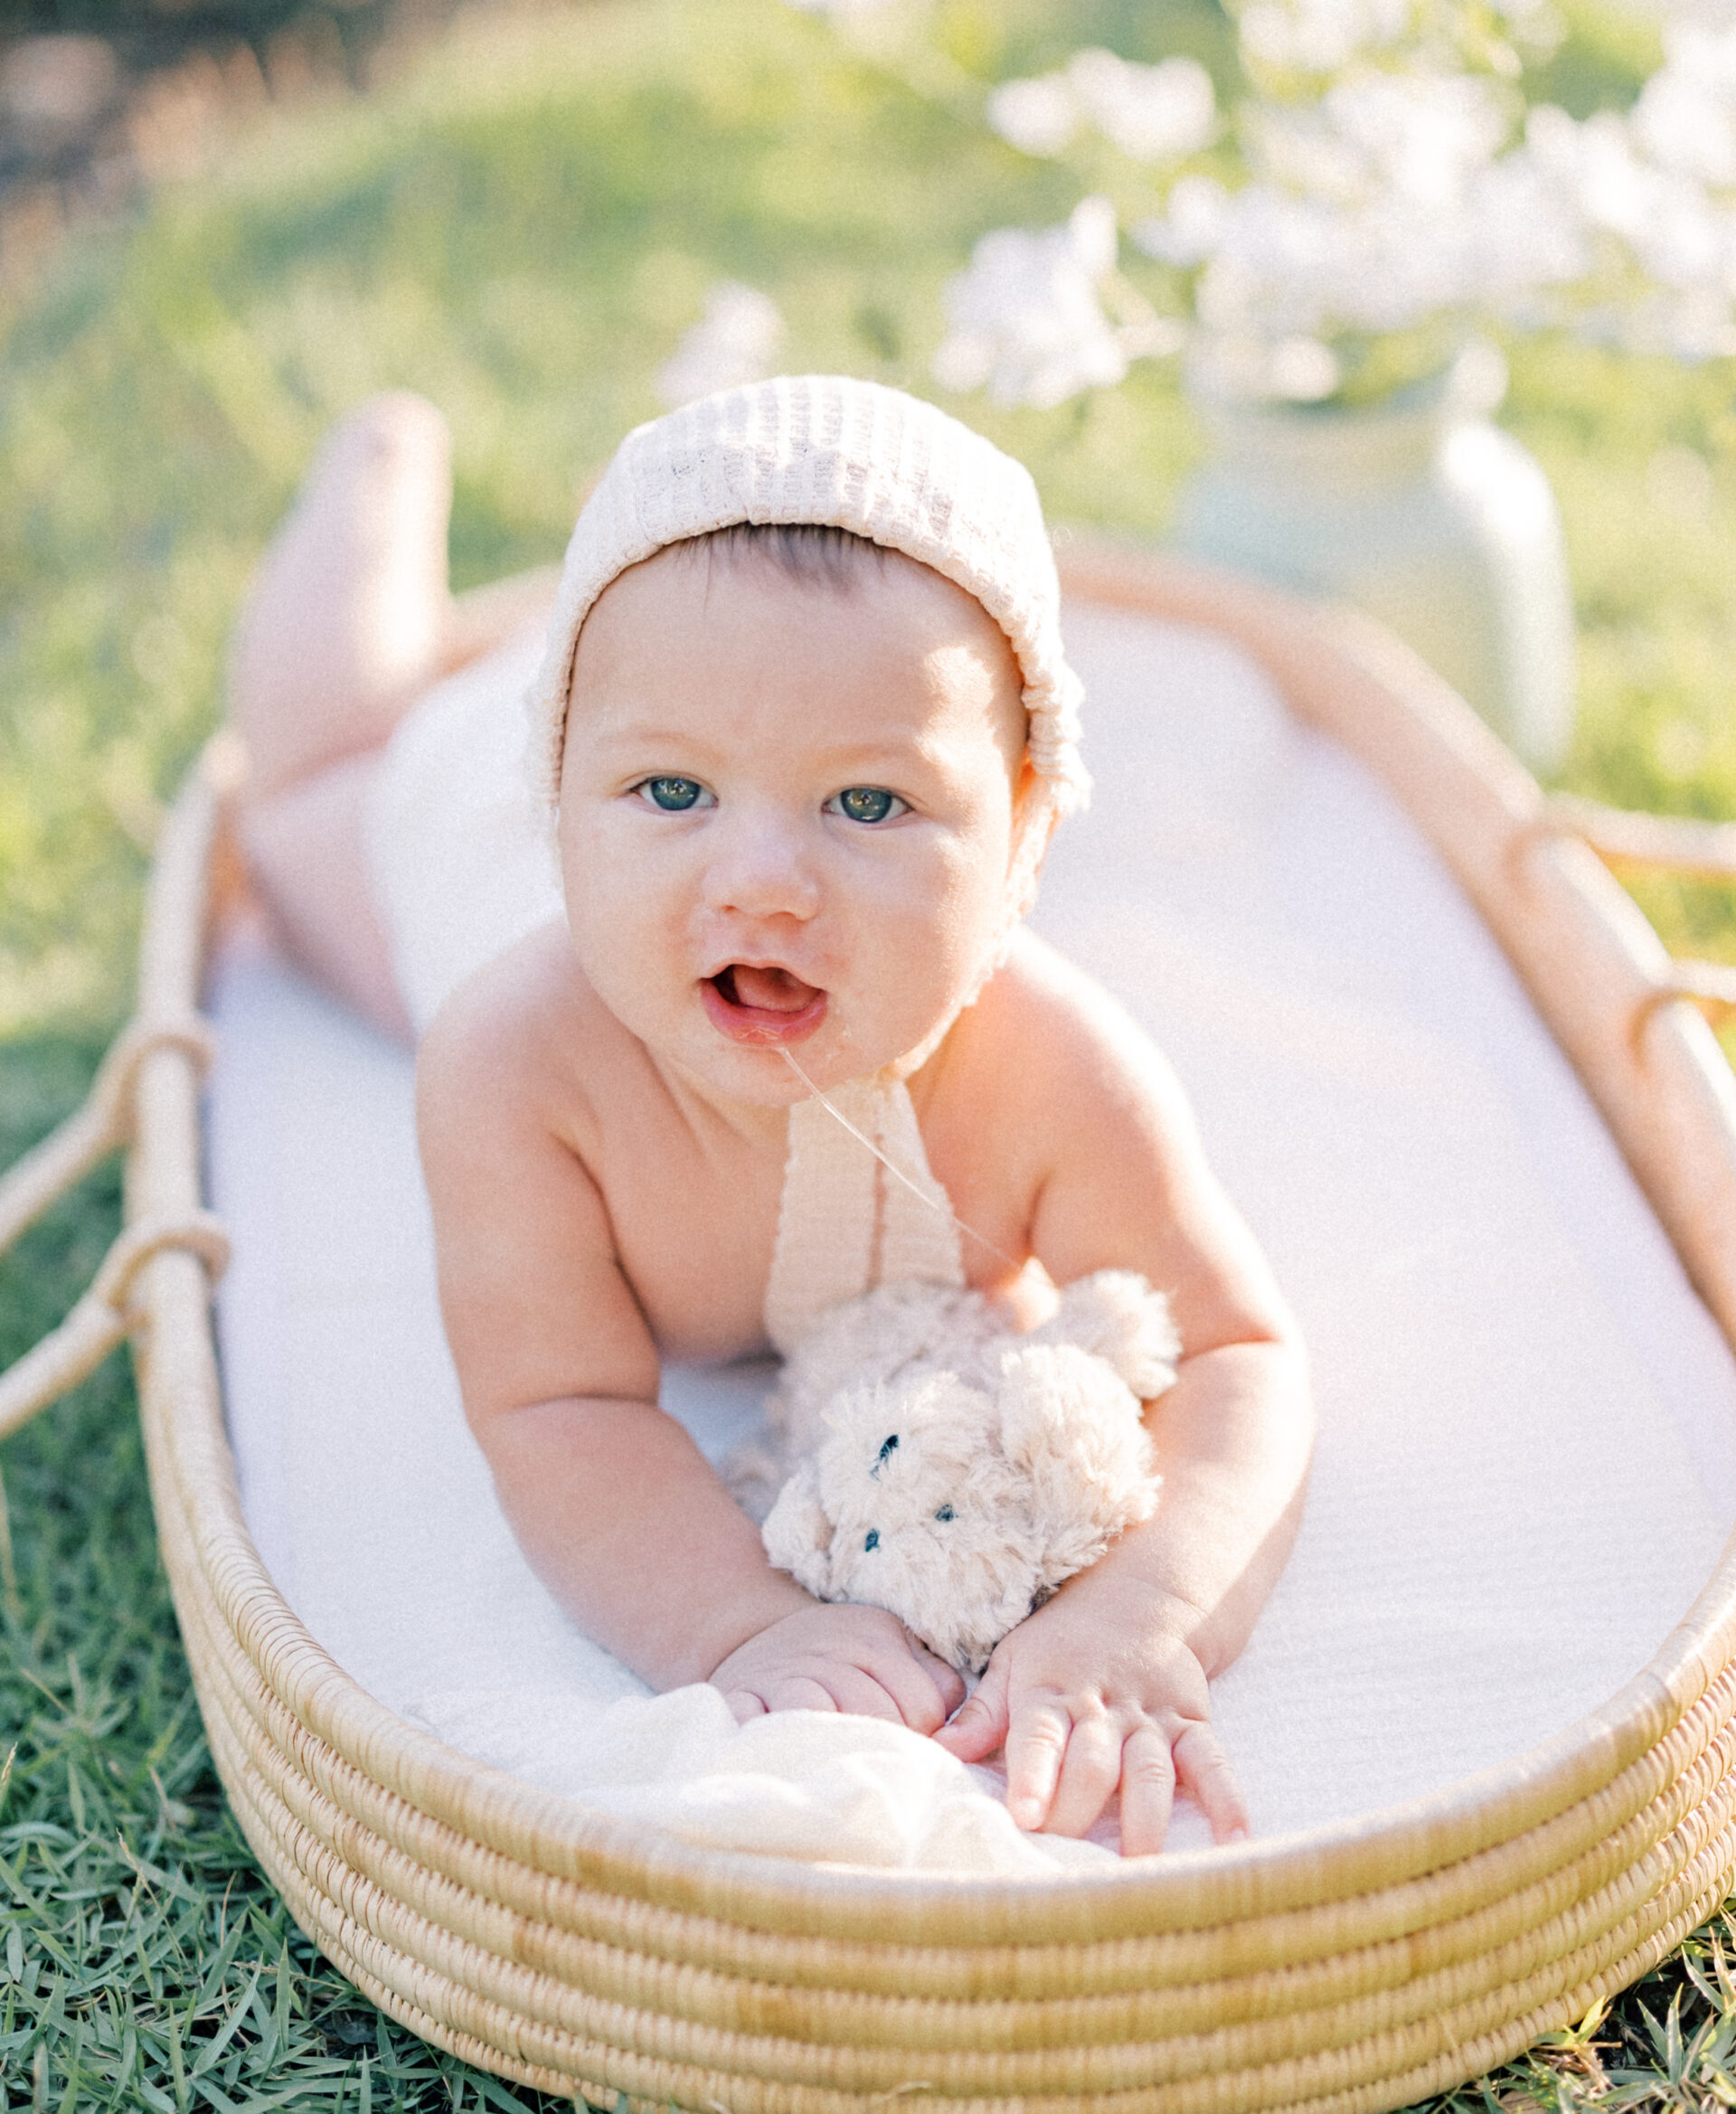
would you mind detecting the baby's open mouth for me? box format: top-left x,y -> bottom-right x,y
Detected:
703,963 -> 828,1045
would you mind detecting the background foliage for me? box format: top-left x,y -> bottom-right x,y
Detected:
3,0 -> 1735,2104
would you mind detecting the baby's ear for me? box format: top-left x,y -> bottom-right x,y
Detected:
761,1461 -> 835,1600
1004,770 -> 1061,921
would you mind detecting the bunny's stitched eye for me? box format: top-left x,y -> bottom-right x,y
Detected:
871,1434 -> 898,1478
934,1505 -> 955,1523
863,1529 -> 881,1552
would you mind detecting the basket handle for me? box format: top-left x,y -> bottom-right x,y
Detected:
1537,796 -> 1736,882
1530,796 -> 1736,1037
0,1014 -> 228,1442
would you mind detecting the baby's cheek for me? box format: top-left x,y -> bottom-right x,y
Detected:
562,833 -> 688,1013
886,839 -> 1008,979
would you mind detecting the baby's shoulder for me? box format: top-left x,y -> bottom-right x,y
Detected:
414,921 -> 623,1158
939,930 -> 1195,1166
961,929 -> 1160,1080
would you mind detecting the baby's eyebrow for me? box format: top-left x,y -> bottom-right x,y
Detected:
815,729 -> 967,769
578,715 -> 724,757
573,712 -> 968,784
816,745 -> 929,773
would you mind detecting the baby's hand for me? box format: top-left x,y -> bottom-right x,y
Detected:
711,1602 -> 967,1732
932,1571 -> 1247,1855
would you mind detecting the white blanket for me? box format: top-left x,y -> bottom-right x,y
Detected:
207,603 -> 1736,1872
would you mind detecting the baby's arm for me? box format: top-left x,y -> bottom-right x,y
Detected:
933,937 -> 1313,1853
417,944 -> 961,1728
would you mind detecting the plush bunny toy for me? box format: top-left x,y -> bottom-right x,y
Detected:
744,1270 -> 1181,1675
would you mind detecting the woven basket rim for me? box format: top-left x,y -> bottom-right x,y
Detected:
181,1497 -> 1736,1924
137,549 -> 1736,1945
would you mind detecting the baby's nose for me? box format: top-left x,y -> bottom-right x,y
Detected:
701,810 -> 822,921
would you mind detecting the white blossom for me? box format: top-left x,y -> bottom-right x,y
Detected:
1265,336 -> 1343,396
1195,332 -> 1343,398
985,51 -> 1215,165
985,73 -> 1078,156
656,284 -> 786,409
1236,0 -> 1411,74
1519,103 -> 1736,350
1249,71 -> 1510,205
953,0 -> 1736,402
1067,51 -> 1216,163
1632,20 -> 1736,184
1461,146 -> 1590,307
1130,61 -> 1606,368
1135,174 -> 1234,265
932,196 -> 1132,408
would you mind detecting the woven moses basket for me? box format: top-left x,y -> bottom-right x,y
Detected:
5,548 -> 1736,2114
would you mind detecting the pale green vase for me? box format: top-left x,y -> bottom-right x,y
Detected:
1172,347 -> 1575,772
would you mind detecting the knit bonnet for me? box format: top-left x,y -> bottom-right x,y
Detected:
525,374 -> 1089,826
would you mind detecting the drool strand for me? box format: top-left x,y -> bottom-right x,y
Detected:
777,1045 -> 1022,1272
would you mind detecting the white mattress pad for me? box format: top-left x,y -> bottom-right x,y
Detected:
206,603 -> 1736,1872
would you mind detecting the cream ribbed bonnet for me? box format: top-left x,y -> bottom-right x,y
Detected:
525,374 -> 1089,819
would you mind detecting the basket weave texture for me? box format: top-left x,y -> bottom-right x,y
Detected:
20,556 -> 1736,2113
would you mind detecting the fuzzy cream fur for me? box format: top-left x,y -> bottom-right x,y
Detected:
746,1271 -> 1181,1674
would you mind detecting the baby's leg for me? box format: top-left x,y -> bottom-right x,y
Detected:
239,755 -> 411,1037
231,393 -> 454,1038
232,392 -> 454,798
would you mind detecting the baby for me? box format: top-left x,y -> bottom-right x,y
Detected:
231,376 -> 1313,1856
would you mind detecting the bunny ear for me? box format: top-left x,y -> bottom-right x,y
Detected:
761,1461 -> 837,1600
1020,1343 -> 1169,1572
996,1342 -> 1157,1527
1040,1269 -> 1182,1401
995,1344 -> 1101,1471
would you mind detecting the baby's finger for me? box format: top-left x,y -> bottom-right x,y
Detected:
1043,1713 -> 1122,1838
931,1656 -> 1009,1761
764,1675 -> 842,1715
721,1687 -> 769,1725
1118,1723 -> 1177,1856
910,1637 -> 967,1721
1175,1722 -> 1249,1844
817,1665 -> 910,1725
862,1637 -> 961,1733
1004,1700 -> 1071,1832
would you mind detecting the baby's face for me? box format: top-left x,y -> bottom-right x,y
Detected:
557,541 -> 1031,1104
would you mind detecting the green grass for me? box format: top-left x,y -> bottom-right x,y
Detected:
0,1040 -> 572,2109
4,0 -> 1736,2104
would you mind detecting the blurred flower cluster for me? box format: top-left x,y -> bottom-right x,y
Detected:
805,0 -> 1736,406
656,281 -> 787,407
985,48 -> 1218,164
931,194 -> 1185,409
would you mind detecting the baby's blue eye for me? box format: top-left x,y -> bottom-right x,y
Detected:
829,787 -> 906,826
637,777 -> 707,811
